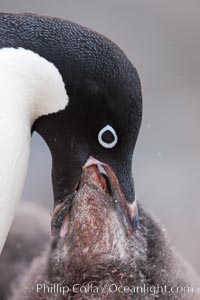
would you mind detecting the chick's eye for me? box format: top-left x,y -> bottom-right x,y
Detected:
98,125 -> 118,149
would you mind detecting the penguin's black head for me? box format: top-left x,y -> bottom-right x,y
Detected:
35,72 -> 141,233
6,14 -> 142,233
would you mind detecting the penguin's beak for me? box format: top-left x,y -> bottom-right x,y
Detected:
51,156 -> 137,239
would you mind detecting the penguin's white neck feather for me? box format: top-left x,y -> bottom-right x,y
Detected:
0,48 -> 68,253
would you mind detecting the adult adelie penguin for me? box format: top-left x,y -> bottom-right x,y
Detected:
0,13 -> 140,251
0,13 -> 199,300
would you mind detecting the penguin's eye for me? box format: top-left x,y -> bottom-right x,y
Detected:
98,125 -> 118,149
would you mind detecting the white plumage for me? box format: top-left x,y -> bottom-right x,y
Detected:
0,47 -> 68,253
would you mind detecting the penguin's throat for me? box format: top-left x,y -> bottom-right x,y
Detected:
51,163 -> 135,262
64,185 -> 129,258
50,187 -> 132,273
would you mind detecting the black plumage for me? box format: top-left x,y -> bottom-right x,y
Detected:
0,13 -> 199,300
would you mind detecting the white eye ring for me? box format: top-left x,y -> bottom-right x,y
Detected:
98,125 -> 118,149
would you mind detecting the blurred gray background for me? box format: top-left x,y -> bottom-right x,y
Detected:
1,0 -> 199,272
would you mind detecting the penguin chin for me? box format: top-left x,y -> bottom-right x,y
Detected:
51,158 -> 135,258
